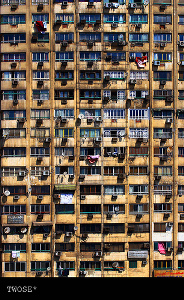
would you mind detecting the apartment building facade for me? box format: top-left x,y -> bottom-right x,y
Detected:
0,0 -> 184,277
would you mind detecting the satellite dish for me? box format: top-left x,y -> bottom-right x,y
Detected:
4,227 -> 10,234
74,226 -> 78,231
144,0 -> 149,5
47,267 -> 51,272
4,190 -> 10,196
112,262 -> 119,268
21,227 -> 27,234
78,114 -> 84,119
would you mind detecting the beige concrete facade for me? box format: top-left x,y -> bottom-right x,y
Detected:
0,0 -> 184,277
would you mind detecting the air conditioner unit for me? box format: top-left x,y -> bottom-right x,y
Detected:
95,251 -> 102,257
88,1 -> 94,6
129,3 -> 137,8
179,41 -> 184,47
65,232 -> 73,237
18,118 -> 26,123
62,41 -> 68,47
160,42 -> 166,47
80,270 -> 87,275
12,80 -> 18,86
129,79 -> 137,84
37,80 -> 43,86
38,62 -> 43,67
80,195 -> 86,200
118,153 -> 125,159
160,80 -> 166,85
118,40 -> 126,46
13,99 -> 18,105
69,174 -> 74,179
55,251 -> 62,256
54,194 -> 60,199
135,23 -> 142,28
61,118 -> 67,123
11,62 -> 17,68
104,75 -> 110,81
36,272 -> 43,276
45,137 -> 51,143
104,3 -> 111,8
18,171 -> 26,177
79,174 -> 85,179
112,137 -> 118,142
95,116 -> 102,122
111,23 -> 118,28
62,137 -> 67,143
13,195 -> 20,200
142,260 -> 147,265
154,61 -> 160,66
42,170 -> 50,176
94,137 -> 102,142
166,118 -> 172,123
38,99 -> 43,104
62,1 -> 68,5
87,41 -> 94,47
112,193 -> 118,199
107,152 -> 112,156
37,195 -> 43,200
37,156 -> 43,161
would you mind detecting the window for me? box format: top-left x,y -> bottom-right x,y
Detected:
104,14 -> 125,23
154,242 -> 171,251
178,148 -> 184,157
55,109 -> 74,118
55,71 -> 74,80
31,243 -> 50,252
129,204 -> 149,214
104,71 -> 125,80
55,90 -> 74,100
37,33 -> 49,42
129,185 -> 149,195
129,166 -> 148,175
129,261 -> 137,269
80,204 -> 101,214
129,128 -> 149,138
103,90 -> 125,100
153,128 -> 172,139
80,224 -> 101,234
154,14 -> 172,24
80,167 -> 101,175
130,71 -> 149,80
55,205 -> 74,214
154,166 -> 172,176
103,223 -> 125,233
80,261 -> 101,270
153,53 -> 172,62
80,243 -> 101,252
154,185 -> 172,195
104,185 -> 125,195
31,109 -> 50,119
31,185 -> 50,195
32,90 -> 49,101
32,0 -> 49,4
154,71 -> 172,81
3,205 -> 26,214
80,71 -> 101,80
56,261 -> 75,270
179,34 -> 184,42
33,71 -> 49,80
2,71 -> 26,81
80,148 -> 100,156
2,110 -> 26,120
2,33 -> 26,43
3,186 -> 26,195
103,128 -> 125,137
154,261 -> 172,270
128,223 -> 150,233
154,223 -> 170,232
2,0 -> 26,4
55,128 -> 74,138
55,14 -> 74,23
104,166 -> 125,176
179,128 -> 184,138
2,53 -> 26,62
55,147 -> 74,157
179,15 -> 184,24
30,128 -> 50,138
2,167 -> 27,177
55,33 -> 74,42
129,147 -> 148,156
55,166 -> 74,175
31,261 -> 50,271
4,243 -> 26,253
3,128 -> 26,138
80,128 -> 100,138
31,204 -> 50,214
32,52 -> 49,62
3,147 -> 26,157
129,90 -> 149,99
5,262 -> 26,272
129,33 -> 148,42
2,90 -> 26,101
153,110 -> 173,119
106,52 -> 126,61
103,109 -> 125,119
154,203 -> 172,212
79,33 -> 101,42
32,14 -> 49,23
55,243 -> 75,252
55,52 -> 74,62
128,109 -> 149,120
104,33 -> 125,42
104,204 -> 125,214
31,147 -> 50,156
179,166 -> 184,176
79,14 -> 101,23
154,33 -> 172,42
30,166 -> 50,176
129,14 -> 148,23
80,185 -> 101,195
153,89 -> 173,99
80,52 -> 101,61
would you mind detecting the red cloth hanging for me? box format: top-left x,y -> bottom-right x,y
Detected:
35,21 -> 45,32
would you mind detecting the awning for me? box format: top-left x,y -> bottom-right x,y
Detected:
2,223 -> 28,227
32,221 -> 53,226
54,184 -> 76,191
